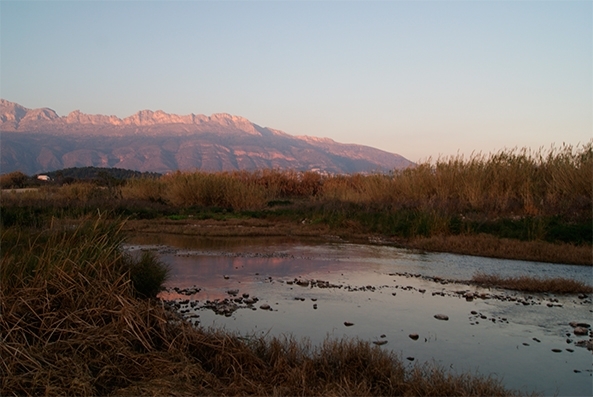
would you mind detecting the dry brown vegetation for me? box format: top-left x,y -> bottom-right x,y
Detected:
471,272 -> 593,294
408,234 -> 593,266
1,218 -> 526,396
116,143 -> 593,218
1,143 -> 591,264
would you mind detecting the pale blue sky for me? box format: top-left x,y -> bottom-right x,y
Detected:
1,1 -> 591,162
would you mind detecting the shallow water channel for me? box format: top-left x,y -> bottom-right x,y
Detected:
125,234 -> 593,396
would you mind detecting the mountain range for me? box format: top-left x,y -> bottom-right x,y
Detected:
0,99 -> 413,175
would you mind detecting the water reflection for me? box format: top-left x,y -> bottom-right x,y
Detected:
125,233 -> 593,396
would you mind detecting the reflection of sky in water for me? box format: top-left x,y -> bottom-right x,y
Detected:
125,234 -> 593,396
127,233 -> 592,285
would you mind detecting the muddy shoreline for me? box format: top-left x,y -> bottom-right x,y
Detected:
123,218 -> 593,266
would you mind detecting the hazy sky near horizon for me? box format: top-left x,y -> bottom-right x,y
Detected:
1,1 -> 591,162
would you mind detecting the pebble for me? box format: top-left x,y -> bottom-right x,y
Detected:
434,314 -> 449,321
344,322 -> 354,327
259,304 -> 271,310
406,357 -> 415,361
409,333 -> 419,340
551,349 -> 562,353
573,327 -> 588,336
373,340 -> 388,346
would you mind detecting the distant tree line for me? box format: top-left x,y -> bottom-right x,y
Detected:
0,167 -> 161,189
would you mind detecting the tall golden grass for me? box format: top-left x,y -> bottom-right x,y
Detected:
322,142 -> 592,217
1,218 -> 524,396
114,142 -> 593,218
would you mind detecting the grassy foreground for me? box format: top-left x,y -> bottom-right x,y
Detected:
0,218 -> 526,396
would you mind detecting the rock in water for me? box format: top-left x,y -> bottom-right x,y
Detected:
573,327 -> 588,336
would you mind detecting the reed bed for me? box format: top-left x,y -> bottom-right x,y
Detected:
113,142 -> 592,216
471,272 -> 593,294
1,218 -> 524,396
1,143 -> 590,261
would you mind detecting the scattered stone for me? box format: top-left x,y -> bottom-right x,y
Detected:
380,334 -> 386,338
566,348 -> 574,353
344,322 -> 354,327
574,327 -> 588,336
533,338 -> 541,343
470,311 -> 478,315
313,304 -> 317,309
227,289 -> 239,296
434,314 -> 449,321
406,357 -> 415,361
522,343 -> 530,346
373,340 -> 388,346
259,304 -> 271,310
569,321 -> 591,328
409,333 -> 419,340
223,275 -> 230,280
573,369 -> 581,373
575,339 -> 593,350
551,348 -> 562,353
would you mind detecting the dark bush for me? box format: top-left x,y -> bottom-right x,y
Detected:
126,251 -> 170,299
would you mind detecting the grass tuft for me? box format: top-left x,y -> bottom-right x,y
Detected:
125,251 -> 170,299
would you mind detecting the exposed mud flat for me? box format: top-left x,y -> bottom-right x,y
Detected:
125,234 -> 593,396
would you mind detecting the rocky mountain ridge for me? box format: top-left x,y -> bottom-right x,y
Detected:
0,99 -> 413,175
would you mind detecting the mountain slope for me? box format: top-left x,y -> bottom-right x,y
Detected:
0,99 -> 413,175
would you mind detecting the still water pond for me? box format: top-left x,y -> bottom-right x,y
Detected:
125,234 -> 592,396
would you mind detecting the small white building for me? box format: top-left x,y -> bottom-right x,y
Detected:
37,175 -> 51,182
